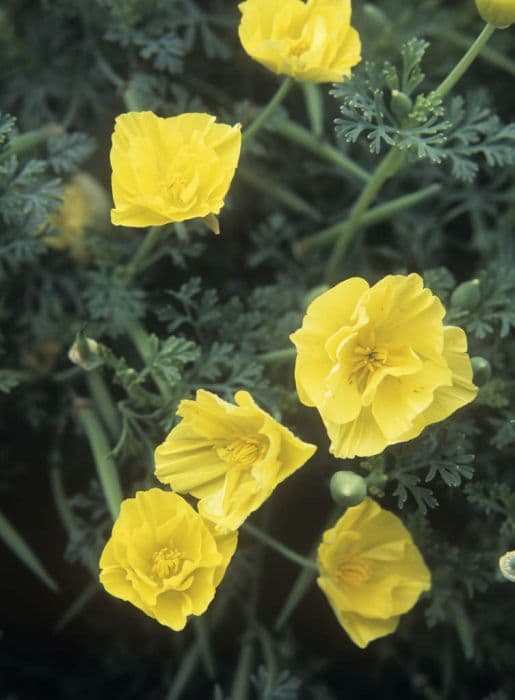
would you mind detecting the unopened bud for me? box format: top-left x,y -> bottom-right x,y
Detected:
471,356 -> 492,386
499,551 -> 515,581
450,279 -> 481,310
68,337 -> 100,370
390,90 -> 413,120
330,471 -> 367,507
476,0 -> 515,28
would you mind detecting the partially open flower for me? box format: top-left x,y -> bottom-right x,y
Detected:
155,389 -> 316,532
238,0 -> 361,83
99,489 -> 237,631
317,499 -> 431,648
290,274 -> 478,458
110,111 -> 241,228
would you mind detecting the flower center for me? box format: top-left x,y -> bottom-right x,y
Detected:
349,345 -> 388,386
288,38 -> 310,58
217,435 -> 267,469
151,547 -> 183,580
335,558 -> 372,586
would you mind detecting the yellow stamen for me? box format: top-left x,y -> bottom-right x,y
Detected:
335,558 -> 371,586
151,547 -> 183,580
217,435 -> 267,469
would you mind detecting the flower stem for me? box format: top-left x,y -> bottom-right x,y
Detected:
192,618 -> 217,680
273,119 -> 370,183
0,509 -> 59,592
238,163 -> 321,221
86,369 -> 121,441
432,23 -> 497,101
243,76 -> 295,144
122,226 -> 163,285
1,126 -> 56,161
76,401 -> 123,521
434,28 -> 515,78
274,565 -> 317,632
243,522 -> 317,571
296,183 -> 441,257
126,321 -> 171,400
260,348 -> 296,364
325,148 -> 405,282
230,635 -> 254,700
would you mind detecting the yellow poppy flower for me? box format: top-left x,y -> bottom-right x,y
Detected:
110,111 -> 241,227
154,389 -> 317,532
317,499 -> 431,648
290,274 -> 478,458
476,0 -> 515,27
238,0 -> 361,83
44,173 -> 110,262
99,489 -> 237,631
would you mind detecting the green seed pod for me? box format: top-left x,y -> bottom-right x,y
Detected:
471,356 -> 492,386
330,471 -> 367,508
450,279 -> 481,310
390,90 -> 413,120
476,0 -> 515,28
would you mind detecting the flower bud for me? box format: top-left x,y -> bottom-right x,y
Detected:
471,356 -> 492,386
499,551 -> 515,582
450,279 -> 481,310
330,471 -> 367,507
390,90 -> 413,120
476,0 -> 515,28
68,337 -> 100,370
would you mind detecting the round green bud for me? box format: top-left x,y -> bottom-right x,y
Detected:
330,471 -> 367,507
499,551 -> 515,582
476,0 -> 515,28
304,284 -> 330,308
450,279 -> 481,310
390,90 -> 413,120
471,356 -> 492,386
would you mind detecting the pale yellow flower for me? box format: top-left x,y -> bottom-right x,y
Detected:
290,274 -> 478,459
317,499 -> 431,648
110,111 -> 241,228
154,389 -> 316,532
99,489 -> 237,631
476,0 -> 515,27
238,0 -> 361,83
44,173 -> 110,262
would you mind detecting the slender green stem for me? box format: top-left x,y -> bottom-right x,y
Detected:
325,148 -> 405,282
126,321 -> 171,400
238,164 -> 321,221
167,642 -> 202,700
260,348 -> 296,364
432,23 -> 497,101
274,565 -> 317,632
257,626 -> 279,699
192,618 -> 216,681
1,127 -> 56,160
243,522 -> 317,571
86,369 -> 121,440
302,82 -> 324,137
434,28 -> 515,78
230,635 -> 254,700
122,226 -> 163,285
50,466 -> 79,537
77,402 -> 123,521
296,183 -> 441,257
243,77 -> 295,144
54,582 -> 99,633
273,119 -> 370,183
0,509 -> 59,592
